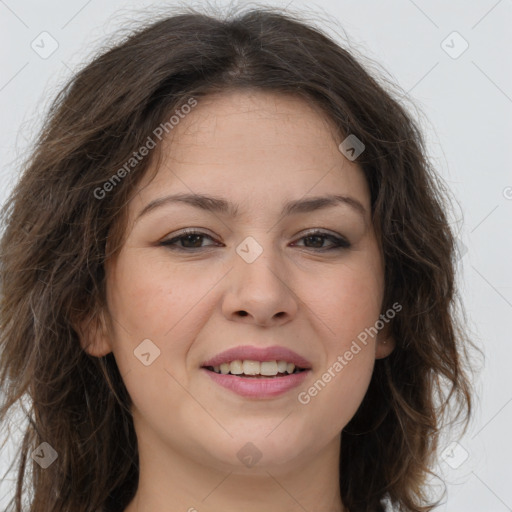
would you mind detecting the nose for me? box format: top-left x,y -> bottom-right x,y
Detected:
221,243 -> 298,327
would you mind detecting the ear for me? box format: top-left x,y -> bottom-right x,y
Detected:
375,321 -> 396,359
74,309 -> 113,358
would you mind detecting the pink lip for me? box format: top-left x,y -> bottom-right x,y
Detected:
202,367 -> 311,398
201,345 -> 312,369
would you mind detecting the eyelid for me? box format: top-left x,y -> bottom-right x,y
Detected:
292,229 -> 351,249
298,227 -> 347,239
167,227 -> 215,238
159,228 -> 220,248
162,227 -> 347,239
159,227 -> 351,251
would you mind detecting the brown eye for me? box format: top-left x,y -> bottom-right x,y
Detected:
160,230 -> 220,250
159,229 -> 350,252
292,230 -> 351,251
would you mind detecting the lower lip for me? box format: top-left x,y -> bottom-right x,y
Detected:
202,368 -> 310,398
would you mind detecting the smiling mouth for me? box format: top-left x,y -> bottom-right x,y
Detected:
203,360 -> 308,378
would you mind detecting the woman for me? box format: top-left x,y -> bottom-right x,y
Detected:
0,5 -> 476,512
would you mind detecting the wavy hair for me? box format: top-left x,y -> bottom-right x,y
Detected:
0,5 -> 478,512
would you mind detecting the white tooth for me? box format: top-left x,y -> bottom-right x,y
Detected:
242,360 -> 260,375
260,361 -> 278,376
286,363 -> 295,374
213,365 -> 220,373
220,363 -> 230,374
229,360 -> 243,374
277,360 -> 288,373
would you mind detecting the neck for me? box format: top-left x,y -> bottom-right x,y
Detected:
123,426 -> 346,512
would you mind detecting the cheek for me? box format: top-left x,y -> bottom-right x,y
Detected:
107,251 -> 208,333
298,344 -> 375,443
105,251 -> 224,379
104,253 -> 206,419
294,259 -> 381,436
305,259 -> 383,340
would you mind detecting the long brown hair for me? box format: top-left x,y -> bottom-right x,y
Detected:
0,4 -> 479,512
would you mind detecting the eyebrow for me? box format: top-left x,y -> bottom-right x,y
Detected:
135,192 -> 367,221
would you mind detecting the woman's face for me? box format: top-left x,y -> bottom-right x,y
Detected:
86,90 -> 393,474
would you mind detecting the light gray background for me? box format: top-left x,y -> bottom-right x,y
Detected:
1,1 -> 511,510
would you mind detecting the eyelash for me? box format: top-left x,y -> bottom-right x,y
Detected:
159,229 -> 351,252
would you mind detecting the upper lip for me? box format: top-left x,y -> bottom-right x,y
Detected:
201,345 -> 312,369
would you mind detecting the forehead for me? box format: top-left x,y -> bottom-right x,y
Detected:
166,89 -> 342,155
130,89 -> 370,221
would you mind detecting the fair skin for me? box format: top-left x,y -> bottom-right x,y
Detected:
81,89 -> 395,512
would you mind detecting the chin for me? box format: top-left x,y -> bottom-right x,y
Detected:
204,427 -> 312,470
